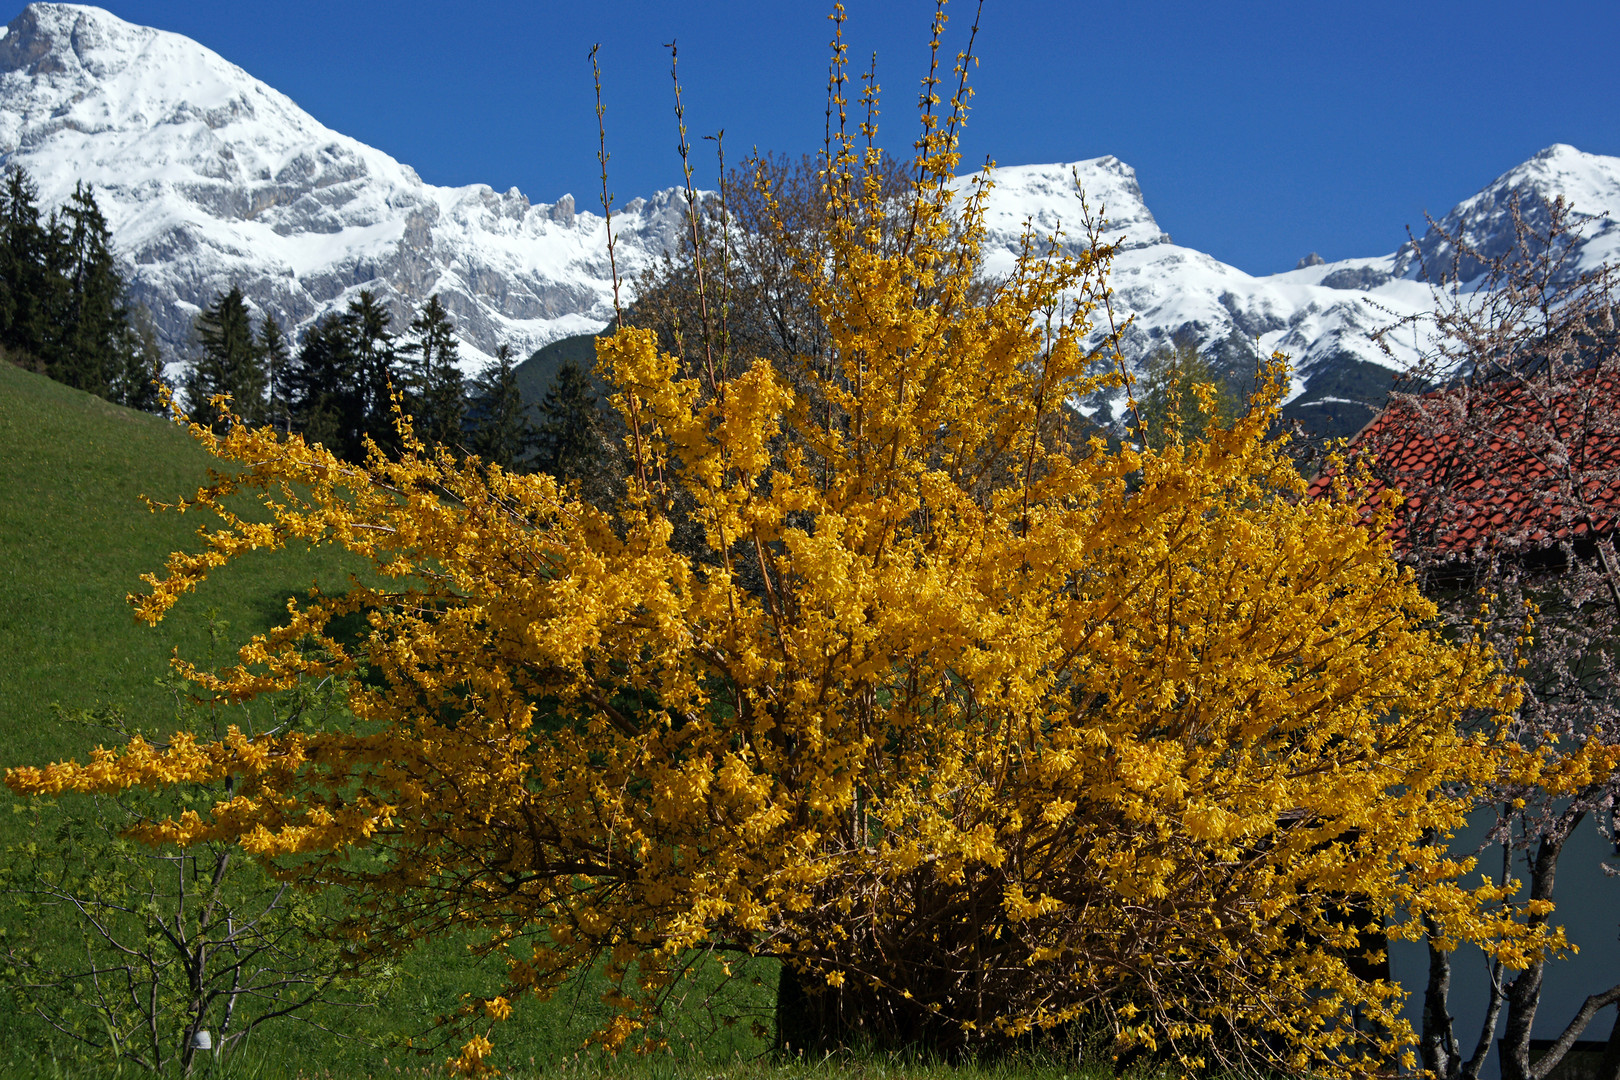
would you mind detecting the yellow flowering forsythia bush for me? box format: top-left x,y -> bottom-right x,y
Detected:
8,66 -> 1607,1079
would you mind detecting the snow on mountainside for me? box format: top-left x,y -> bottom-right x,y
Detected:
971,158 -> 1170,268
1395,143 -> 1620,283
955,155 -> 1439,431
962,145 -> 1620,435
0,2 -> 689,369
2,4 -> 1619,439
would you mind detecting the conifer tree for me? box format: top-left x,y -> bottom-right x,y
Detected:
186,286 -> 265,428
401,293 -> 464,449
466,343 -> 536,469
344,290 -> 400,454
0,169 -> 161,413
57,183 -> 135,397
34,206 -> 73,378
108,304 -> 167,413
1132,337 -> 1241,448
534,359 -> 601,484
288,312 -> 358,457
0,166 -> 50,367
258,315 -> 292,434
285,293 -> 401,460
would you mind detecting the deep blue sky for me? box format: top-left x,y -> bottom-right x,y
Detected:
93,0 -> 1620,275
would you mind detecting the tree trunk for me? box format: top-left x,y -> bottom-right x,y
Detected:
774,961 -> 850,1057
1454,956 -> 1509,1080
1501,831 -> 1563,1080
1459,823 -> 1516,1080
1423,921 -> 1460,1080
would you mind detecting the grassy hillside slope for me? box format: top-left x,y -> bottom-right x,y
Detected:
0,363 -> 363,767
0,363 -> 775,1077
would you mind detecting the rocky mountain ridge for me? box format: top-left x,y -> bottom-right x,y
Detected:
2,4 -> 1617,437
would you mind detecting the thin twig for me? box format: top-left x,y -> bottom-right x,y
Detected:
667,40 -> 721,398
589,44 -> 623,326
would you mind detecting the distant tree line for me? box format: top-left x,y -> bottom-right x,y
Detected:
0,166 -> 163,410
187,284 -> 612,485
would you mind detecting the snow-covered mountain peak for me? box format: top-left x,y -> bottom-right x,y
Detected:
0,4 -> 158,82
964,157 -> 1167,281
1396,144 -> 1620,281
1472,144 -> 1620,224
0,3 -> 691,371
0,4 -> 303,143
0,3 -> 393,209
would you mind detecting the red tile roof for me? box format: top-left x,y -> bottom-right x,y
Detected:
1306,366 -> 1620,555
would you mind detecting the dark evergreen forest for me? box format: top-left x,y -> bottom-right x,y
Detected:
0,166 -> 163,412
2,165 -> 611,486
